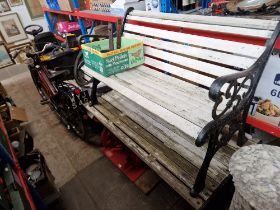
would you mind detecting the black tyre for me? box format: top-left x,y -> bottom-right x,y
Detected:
74,51 -> 91,87
53,89 -> 90,141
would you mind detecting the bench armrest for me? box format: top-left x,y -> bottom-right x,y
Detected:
196,22 -> 280,147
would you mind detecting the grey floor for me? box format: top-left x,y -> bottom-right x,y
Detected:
1,64 -> 192,210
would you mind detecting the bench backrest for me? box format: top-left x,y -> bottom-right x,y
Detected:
123,10 -> 278,90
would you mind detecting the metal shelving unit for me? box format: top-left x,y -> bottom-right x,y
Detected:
0,116 -> 37,210
42,0 -> 123,42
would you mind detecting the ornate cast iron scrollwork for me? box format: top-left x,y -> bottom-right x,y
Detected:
191,22 -> 280,196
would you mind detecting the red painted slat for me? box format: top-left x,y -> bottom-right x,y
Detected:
128,20 -> 280,48
43,8 -> 121,22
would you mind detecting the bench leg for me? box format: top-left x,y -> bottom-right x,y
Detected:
191,134 -> 217,197
90,78 -> 100,105
192,117 -> 241,196
237,104 -> 250,146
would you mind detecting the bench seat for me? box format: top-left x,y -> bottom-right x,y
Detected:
84,90 -> 257,209
83,65 -> 223,139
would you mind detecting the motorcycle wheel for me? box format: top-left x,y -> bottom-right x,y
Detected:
52,89 -> 89,141
28,66 -> 49,102
74,51 -> 92,87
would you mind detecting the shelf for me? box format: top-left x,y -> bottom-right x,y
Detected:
0,116 -> 36,210
43,8 -> 123,22
247,116 -> 280,138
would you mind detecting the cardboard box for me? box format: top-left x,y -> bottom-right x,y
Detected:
249,54 -> 280,128
91,0 -> 114,12
9,106 -> 28,122
93,25 -> 108,36
57,0 -> 86,12
57,20 -> 92,33
82,38 -> 144,77
39,0 -> 49,8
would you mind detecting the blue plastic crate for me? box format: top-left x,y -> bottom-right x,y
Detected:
46,0 -> 61,10
160,0 -> 177,13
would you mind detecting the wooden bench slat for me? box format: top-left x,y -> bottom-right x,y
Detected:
144,56 -> 209,84
125,33 -> 256,69
96,97 -> 217,201
114,71 -> 213,127
127,15 -> 273,39
82,66 -> 202,139
124,66 -> 218,108
144,46 -> 239,77
116,71 -> 222,127
144,56 -> 222,89
124,24 -> 265,58
85,102 -> 205,209
135,65 -> 222,105
134,66 -> 243,112
130,10 -> 278,30
142,57 -> 250,91
103,91 -> 230,179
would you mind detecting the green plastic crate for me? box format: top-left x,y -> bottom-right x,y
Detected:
81,38 -> 144,77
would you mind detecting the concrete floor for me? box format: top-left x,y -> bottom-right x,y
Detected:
0,64 -> 191,210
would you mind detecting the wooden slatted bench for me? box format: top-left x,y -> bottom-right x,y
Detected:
79,10 -> 280,209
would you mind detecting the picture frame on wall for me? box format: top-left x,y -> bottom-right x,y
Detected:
8,0 -> 23,7
9,43 -> 32,64
0,0 -> 11,13
0,13 -> 27,44
0,44 -> 14,68
24,0 -> 44,20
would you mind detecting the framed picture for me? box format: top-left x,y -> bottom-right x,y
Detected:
0,44 -> 14,68
0,0 -> 11,13
9,43 -> 32,64
8,0 -> 23,6
24,0 -> 44,20
0,13 -> 27,44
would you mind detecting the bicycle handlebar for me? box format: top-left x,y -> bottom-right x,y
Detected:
26,43 -> 61,58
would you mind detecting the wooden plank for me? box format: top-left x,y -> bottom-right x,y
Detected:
96,97 -> 219,199
130,10 -> 278,30
102,91 -> 230,179
135,65 -> 249,101
99,93 -> 232,175
135,65 -> 219,104
143,56 -> 219,89
129,66 -> 232,117
84,103 -> 204,209
95,99 -> 211,196
127,15 -> 273,39
124,24 -> 265,58
82,65 -> 202,139
114,71 -> 213,127
144,46 -> 238,77
124,33 -> 256,69
116,68 -> 217,109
